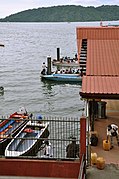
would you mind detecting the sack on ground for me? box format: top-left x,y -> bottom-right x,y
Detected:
91,134 -> 98,146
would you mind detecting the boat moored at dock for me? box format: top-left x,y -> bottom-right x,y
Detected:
5,120 -> 49,157
0,109 -> 29,155
41,73 -> 82,83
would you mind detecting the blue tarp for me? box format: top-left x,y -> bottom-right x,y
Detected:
0,120 -> 14,132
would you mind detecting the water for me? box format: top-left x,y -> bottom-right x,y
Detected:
0,21 -> 118,118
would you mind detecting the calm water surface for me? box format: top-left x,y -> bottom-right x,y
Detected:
0,21 -> 117,118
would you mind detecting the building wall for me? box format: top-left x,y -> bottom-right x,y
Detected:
0,159 -> 80,178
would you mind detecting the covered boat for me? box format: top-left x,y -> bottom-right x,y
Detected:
5,120 -> 49,157
52,60 -> 80,67
52,48 -> 80,68
41,73 -> 82,83
0,110 -> 29,155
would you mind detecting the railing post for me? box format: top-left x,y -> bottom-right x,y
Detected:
80,116 -> 86,159
80,116 -> 86,179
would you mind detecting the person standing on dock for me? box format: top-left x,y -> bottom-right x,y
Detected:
66,137 -> 79,158
43,140 -> 53,158
107,124 -> 119,149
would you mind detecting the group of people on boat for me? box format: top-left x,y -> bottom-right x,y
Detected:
52,53 -> 78,64
54,68 -> 80,75
41,62 -> 83,76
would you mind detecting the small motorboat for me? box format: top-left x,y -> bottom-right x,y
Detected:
0,110 -> 29,155
0,86 -> 4,95
0,44 -> 5,47
41,73 -> 82,83
5,120 -> 49,157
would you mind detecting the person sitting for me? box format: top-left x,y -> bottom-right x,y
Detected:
68,68 -> 72,74
18,107 -> 27,115
66,137 -> 79,158
75,53 -> 78,60
65,69 -> 69,74
80,69 -> 83,77
76,69 -> 80,74
107,124 -> 119,149
36,114 -> 43,124
29,113 -> 33,119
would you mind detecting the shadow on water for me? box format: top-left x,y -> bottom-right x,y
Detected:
41,78 -> 82,88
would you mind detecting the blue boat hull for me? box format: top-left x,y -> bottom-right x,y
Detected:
41,74 -> 82,83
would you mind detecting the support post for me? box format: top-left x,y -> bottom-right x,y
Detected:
57,48 -> 60,61
47,56 -> 51,75
91,99 -> 95,131
80,116 -> 86,178
80,116 -> 86,159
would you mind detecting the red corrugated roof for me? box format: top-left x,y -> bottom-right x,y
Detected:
76,26 -> 119,40
76,26 -> 119,99
86,40 -> 119,76
80,76 -> 119,99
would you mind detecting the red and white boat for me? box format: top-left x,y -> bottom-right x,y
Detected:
0,108 -> 29,155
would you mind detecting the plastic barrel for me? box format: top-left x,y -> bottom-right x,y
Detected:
91,153 -> 97,165
96,157 -> 105,170
103,140 -> 110,151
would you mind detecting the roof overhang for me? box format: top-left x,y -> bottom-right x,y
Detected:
80,76 -> 119,100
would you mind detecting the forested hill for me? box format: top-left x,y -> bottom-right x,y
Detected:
0,5 -> 119,22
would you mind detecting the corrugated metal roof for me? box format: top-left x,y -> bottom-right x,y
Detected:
76,26 -> 119,99
76,26 -> 119,40
80,76 -> 119,99
86,39 -> 119,76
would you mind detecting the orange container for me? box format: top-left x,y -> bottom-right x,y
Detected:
103,140 -> 110,151
91,153 -> 97,165
96,157 -> 105,170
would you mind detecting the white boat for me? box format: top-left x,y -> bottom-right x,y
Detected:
5,120 -> 49,157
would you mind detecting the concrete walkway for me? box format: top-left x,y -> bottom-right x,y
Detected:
91,100 -> 119,164
86,164 -> 119,179
87,100 -> 119,178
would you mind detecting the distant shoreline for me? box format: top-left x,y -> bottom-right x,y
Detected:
0,5 -> 119,22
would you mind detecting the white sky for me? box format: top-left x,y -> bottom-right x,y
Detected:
0,0 -> 119,18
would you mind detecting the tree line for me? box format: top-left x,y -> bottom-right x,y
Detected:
0,5 -> 119,22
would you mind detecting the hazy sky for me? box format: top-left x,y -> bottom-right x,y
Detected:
0,0 -> 119,18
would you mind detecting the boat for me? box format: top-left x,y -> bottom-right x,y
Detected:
5,120 -> 49,157
41,73 -> 82,83
0,86 -> 4,94
52,60 -> 80,67
52,49 -> 79,68
0,44 -> 5,47
0,110 -> 29,155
